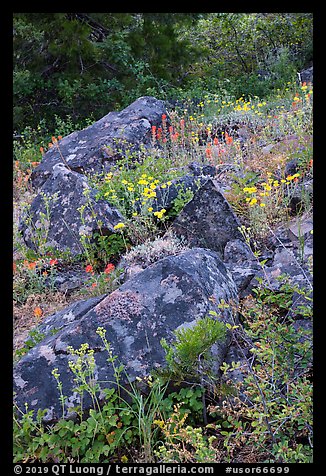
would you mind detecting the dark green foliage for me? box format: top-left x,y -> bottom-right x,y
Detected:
161,316 -> 227,381
13,13 -> 312,132
13,13 -> 200,131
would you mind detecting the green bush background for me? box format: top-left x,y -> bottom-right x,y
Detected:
13,12 -> 313,132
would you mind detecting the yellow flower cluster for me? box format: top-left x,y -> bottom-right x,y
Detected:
153,208 -> 167,219
103,172 -> 160,202
243,172 -> 300,208
102,170 -> 174,225
285,173 -> 300,182
243,186 -> 257,194
114,222 -> 126,230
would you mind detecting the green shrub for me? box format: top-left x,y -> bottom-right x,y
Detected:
215,277 -> 313,463
161,316 -> 227,382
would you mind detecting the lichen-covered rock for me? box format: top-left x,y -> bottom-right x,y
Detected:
298,65 -> 313,84
36,295 -> 106,337
31,96 -> 168,189
170,179 -> 243,257
19,164 -> 124,255
13,247 -> 238,422
223,239 -> 261,296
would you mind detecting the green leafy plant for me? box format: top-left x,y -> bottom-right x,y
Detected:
154,404 -> 219,463
14,328 -> 59,361
13,257 -> 59,305
161,316 -> 227,381
19,191 -> 59,256
213,277 -> 313,463
168,184 -> 195,218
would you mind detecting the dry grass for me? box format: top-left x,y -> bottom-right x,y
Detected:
13,291 -> 78,353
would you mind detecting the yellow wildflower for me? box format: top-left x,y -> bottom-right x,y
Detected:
138,179 -> 148,185
243,186 -> 257,194
154,420 -> 165,428
114,223 -> 125,230
153,209 -> 166,219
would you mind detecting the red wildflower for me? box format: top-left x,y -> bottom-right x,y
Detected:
85,264 -> 94,274
205,146 -> 212,158
213,137 -> 219,145
91,282 -> 97,288
104,263 -> 115,274
57,135 -> 62,140
151,125 -> 157,143
49,258 -> 58,266
162,114 -> 167,121
25,261 -> 36,270
225,132 -> 233,145
34,307 -> 43,318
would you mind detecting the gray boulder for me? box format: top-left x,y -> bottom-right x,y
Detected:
31,96 -> 168,189
19,164 -> 124,255
36,295 -> 106,337
169,179 -> 244,257
298,66 -> 313,84
223,239 -> 261,297
13,247 -> 238,422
